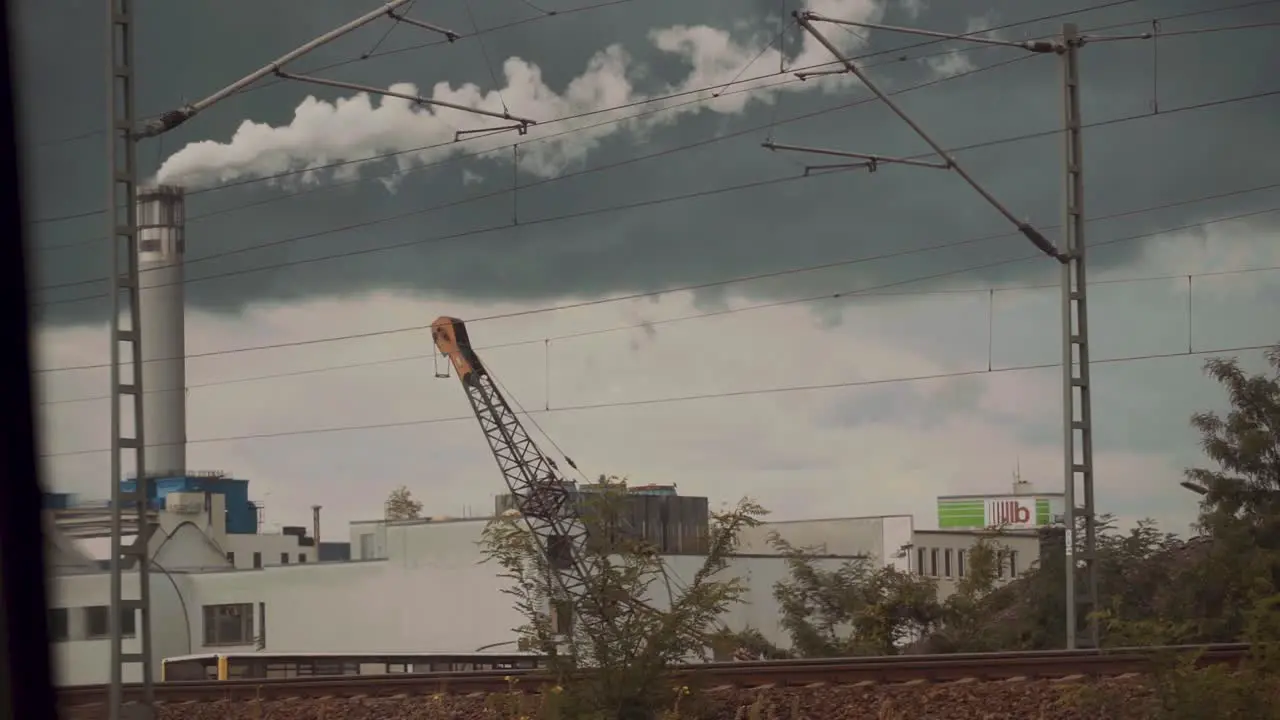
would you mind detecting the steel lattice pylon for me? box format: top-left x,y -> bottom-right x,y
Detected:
106,0 -> 157,717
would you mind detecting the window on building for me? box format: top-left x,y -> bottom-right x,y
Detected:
48,608 -> 69,642
1009,550 -> 1018,576
298,553 -> 307,563
280,553 -> 290,564
916,547 -> 925,576
257,602 -> 266,650
82,606 -> 135,639
997,551 -> 1006,579
203,603 -> 255,646
252,552 -> 262,569
550,599 -> 573,636
226,551 -> 235,566
85,606 -> 109,638
957,549 -> 967,578
929,549 -> 938,577
943,549 -> 953,578
138,238 -> 162,253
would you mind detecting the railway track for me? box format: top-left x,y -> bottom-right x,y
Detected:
58,643 -> 1252,707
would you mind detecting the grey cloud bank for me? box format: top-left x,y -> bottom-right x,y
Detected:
17,0 -> 1280,329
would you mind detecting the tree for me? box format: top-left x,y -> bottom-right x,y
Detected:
966,516 -> 1197,650
480,476 -> 766,720
763,533 -> 1002,657
926,535 -> 1006,652
1176,346 -> 1280,639
384,485 -> 423,520
1067,346 -> 1280,716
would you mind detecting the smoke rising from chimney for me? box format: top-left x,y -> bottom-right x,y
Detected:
154,1 -> 883,192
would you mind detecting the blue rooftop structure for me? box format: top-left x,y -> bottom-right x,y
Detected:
118,474 -> 259,534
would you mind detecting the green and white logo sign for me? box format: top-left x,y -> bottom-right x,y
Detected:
937,495 -> 1056,529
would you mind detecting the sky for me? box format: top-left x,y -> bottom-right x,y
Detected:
15,0 -> 1280,541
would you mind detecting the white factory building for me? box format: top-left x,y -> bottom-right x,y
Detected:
44,478 -> 1046,687
39,184 -> 1047,686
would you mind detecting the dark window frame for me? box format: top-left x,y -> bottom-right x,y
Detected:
202,603 -> 255,646
48,608 -> 68,642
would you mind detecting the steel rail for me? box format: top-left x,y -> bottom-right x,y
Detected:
56,644 -> 1256,707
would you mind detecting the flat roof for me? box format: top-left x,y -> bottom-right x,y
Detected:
936,493 -> 1064,500
754,514 -> 912,525
914,528 -> 1043,537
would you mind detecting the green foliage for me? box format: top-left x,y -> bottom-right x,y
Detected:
980,516 -> 1199,650
761,532 -> 1006,656
480,475 -> 766,719
384,485 -> 423,520
1074,594 -> 1280,719
1055,345 -> 1280,717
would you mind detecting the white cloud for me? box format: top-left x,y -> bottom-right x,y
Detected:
35,276 -> 1210,541
153,0 -> 886,190
900,0 -> 927,20
922,13 -> 1013,79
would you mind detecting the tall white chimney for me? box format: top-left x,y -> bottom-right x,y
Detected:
136,185 -> 187,478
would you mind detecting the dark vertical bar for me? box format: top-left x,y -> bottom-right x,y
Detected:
0,0 -> 59,714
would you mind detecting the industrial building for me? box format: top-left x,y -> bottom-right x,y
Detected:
44,475 -> 1046,686
46,479 -> 888,686
41,183 -> 1045,687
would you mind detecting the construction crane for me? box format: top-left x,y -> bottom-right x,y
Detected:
431,316 -> 606,643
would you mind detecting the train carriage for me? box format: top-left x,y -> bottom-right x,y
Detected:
161,651 -> 546,681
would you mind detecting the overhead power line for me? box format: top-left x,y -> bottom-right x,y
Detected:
37,259 -> 1280,408
20,0 -> 636,156
38,342 -> 1276,459
25,0 -> 1271,226
30,40 -> 1011,240
33,52 -> 1035,291
33,76 -> 1280,302
32,188 -> 1280,375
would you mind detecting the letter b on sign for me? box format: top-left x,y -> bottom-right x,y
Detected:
987,498 -> 1034,527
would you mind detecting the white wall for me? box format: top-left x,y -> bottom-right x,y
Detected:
48,571 -> 193,686
183,551 -> 845,659
910,530 -> 1042,600
153,523 -> 230,571
224,533 -> 315,568
739,515 -> 915,567
49,518 -> 858,685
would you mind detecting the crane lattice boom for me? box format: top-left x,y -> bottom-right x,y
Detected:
431,316 -> 600,637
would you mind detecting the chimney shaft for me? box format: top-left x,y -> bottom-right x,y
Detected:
137,185 -> 188,479
312,505 -> 322,546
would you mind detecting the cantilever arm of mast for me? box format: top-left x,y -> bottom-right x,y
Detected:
803,12 -> 1062,53
763,140 -> 950,170
134,0 -> 459,139
779,10 -> 1065,263
274,72 -> 537,128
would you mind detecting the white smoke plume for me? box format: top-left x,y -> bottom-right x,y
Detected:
155,0 -> 885,191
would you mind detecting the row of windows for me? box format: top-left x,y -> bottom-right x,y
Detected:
52,598 -> 559,649
47,602 -> 275,647
48,606 -> 136,643
226,551 -> 308,568
915,546 -> 1019,580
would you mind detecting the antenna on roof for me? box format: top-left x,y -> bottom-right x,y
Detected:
1012,457 -> 1031,495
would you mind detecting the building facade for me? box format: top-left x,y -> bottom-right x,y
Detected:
47,511 -> 862,686
46,480 -> 1063,686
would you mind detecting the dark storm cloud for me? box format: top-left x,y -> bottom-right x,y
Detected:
16,0 -> 1280,328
